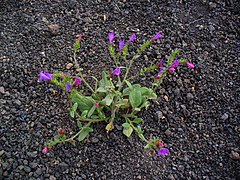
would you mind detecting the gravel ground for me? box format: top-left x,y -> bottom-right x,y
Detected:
0,0 -> 239,179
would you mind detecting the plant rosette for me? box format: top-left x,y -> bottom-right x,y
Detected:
39,32 -> 194,157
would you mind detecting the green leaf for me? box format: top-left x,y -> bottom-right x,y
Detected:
122,123 -> 131,128
87,105 -> 96,118
115,99 -> 129,109
132,55 -> 140,61
132,84 -> 141,89
77,127 -> 93,141
132,118 -> 142,124
73,40 -> 80,54
102,94 -> 114,106
123,87 -> 131,96
109,45 -> 116,59
80,110 -> 88,119
125,80 -> 132,89
136,125 -> 144,134
129,89 -> 142,108
77,120 -> 82,129
137,40 -> 151,54
72,103 -> 78,111
167,49 -> 179,66
140,64 -> 158,75
96,87 -> 107,93
70,111 -> 75,118
71,93 -> 94,112
123,127 -> 133,137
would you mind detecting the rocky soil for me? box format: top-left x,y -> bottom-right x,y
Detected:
0,0 -> 239,179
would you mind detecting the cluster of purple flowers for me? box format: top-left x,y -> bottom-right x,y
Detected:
155,59 -> 194,79
39,71 -> 81,92
109,32 -> 161,76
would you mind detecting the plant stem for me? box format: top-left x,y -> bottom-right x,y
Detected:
125,117 -> 148,143
65,122 -> 92,142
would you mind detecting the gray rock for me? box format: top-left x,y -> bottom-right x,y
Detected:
230,151 -> 240,160
35,168 -> 42,175
165,129 -> 172,136
168,174 -> 175,180
15,99 -> 22,106
221,113 -> 229,121
29,162 -> 38,169
156,111 -> 163,120
187,93 -> 194,101
0,87 -> 5,94
24,166 -> 31,173
27,151 -> 38,158
49,175 -> 57,180
91,137 -> 99,143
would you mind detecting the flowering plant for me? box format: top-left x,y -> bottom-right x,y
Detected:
40,32 -> 194,156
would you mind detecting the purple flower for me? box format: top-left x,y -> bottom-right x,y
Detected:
73,77 -> 81,86
186,62 -> 194,69
119,40 -> 125,51
171,59 -> 179,68
158,60 -> 164,68
112,67 -> 121,76
151,32 -> 161,42
66,83 -> 71,92
39,71 -> 52,82
108,32 -> 115,44
159,66 -> 165,74
128,33 -> 136,43
158,148 -> 169,157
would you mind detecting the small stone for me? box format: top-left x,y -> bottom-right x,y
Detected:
24,166 -> 31,173
221,113 -> 229,121
182,41 -> 187,47
156,111 -> 163,120
0,150 -> 5,156
164,95 -> 169,102
0,87 -> 5,94
91,137 -> 99,143
23,160 -> 28,165
27,151 -> 38,158
29,162 -> 38,169
144,55 -> 148,61
81,174 -> 87,179
48,24 -> 59,35
35,168 -> 42,175
159,88 -> 166,95
168,174 -> 175,180
209,25 -> 215,32
49,175 -> 57,180
187,93 -> 194,101
209,2 -> 217,8
136,175 -> 142,179
66,63 -> 73,70
15,99 -> 22,106
178,165 -> 185,171
165,129 -> 172,136
230,151 -> 240,160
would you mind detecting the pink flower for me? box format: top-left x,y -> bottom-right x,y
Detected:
186,62 -> 194,69
77,34 -> 83,41
156,142 -> 164,147
169,67 -> 175,73
93,102 -> 100,108
73,77 -> 81,87
108,32 -> 115,44
42,147 -> 48,154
